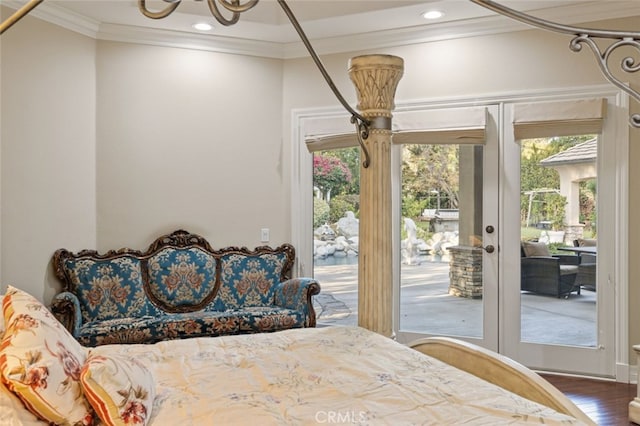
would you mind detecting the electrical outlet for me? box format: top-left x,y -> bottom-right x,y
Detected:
261,228 -> 270,243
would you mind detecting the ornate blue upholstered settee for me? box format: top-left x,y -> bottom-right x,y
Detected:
50,230 -> 321,347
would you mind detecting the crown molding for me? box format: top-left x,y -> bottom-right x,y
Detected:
281,15 -> 522,59
282,1 -> 640,58
97,23 -> 285,58
3,0 -> 99,38
3,1 -> 638,59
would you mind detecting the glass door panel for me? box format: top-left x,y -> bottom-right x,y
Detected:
399,144 -> 485,338
395,105 -> 499,350
311,147 -> 359,327
519,135 -> 598,347
502,110 -> 615,377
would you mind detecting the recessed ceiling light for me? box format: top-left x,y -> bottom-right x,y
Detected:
192,22 -> 213,31
422,10 -> 444,20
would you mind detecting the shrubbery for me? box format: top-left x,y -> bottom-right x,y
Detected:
402,196 -> 426,219
329,194 -> 359,223
314,198 -> 330,228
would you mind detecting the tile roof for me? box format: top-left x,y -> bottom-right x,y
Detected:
539,138 -> 597,166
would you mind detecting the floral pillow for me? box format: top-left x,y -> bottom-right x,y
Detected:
0,293 -> 4,337
0,378 -> 42,425
0,285 -> 94,424
81,353 -> 155,426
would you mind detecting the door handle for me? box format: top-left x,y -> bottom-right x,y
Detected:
484,245 -> 495,253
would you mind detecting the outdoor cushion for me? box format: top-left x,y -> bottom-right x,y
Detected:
522,241 -> 551,257
575,238 -> 596,247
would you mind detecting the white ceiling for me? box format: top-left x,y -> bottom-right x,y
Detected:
4,0 -> 639,58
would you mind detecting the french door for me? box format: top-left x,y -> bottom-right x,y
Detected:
394,100 -> 616,377
500,101 -> 616,377
296,92 -> 622,378
394,105 -> 500,352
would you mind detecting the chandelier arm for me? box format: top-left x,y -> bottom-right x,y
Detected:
206,0 -> 240,26
0,0 -> 43,35
471,0 -> 640,129
138,0 -> 181,20
216,0 -> 260,14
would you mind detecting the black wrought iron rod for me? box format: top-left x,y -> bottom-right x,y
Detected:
471,0 -> 640,128
471,0 -> 640,39
277,0 -> 372,167
276,0 -> 369,127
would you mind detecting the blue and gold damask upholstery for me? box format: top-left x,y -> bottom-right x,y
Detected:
51,230 -> 321,346
213,250 -> 288,311
62,255 -> 162,324
145,247 -> 218,312
274,278 -> 320,327
73,307 -> 306,347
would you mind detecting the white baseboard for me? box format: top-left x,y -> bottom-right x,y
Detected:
619,362 -> 634,384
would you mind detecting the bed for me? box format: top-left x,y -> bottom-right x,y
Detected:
1,286 -> 594,425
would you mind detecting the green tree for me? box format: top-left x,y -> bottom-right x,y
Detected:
401,144 -> 459,214
545,192 -> 567,230
580,179 -> 597,235
327,147 -> 360,195
313,154 -> 352,201
520,142 -> 559,193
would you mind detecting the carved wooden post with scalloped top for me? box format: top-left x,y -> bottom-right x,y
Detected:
348,54 -> 404,337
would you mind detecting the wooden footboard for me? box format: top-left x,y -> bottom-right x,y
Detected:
409,336 -> 595,425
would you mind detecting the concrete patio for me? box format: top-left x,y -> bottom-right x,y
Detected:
313,259 -> 597,347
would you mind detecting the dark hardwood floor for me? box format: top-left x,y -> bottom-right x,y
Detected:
541,373 -> 637,425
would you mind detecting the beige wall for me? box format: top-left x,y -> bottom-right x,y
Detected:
0,9 -> 96,303
282,23 -> 617,113
95,42 -> 285,250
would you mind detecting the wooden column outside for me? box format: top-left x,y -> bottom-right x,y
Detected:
348,55 -> 404,337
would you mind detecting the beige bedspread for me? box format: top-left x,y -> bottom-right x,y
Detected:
84,325 -> 584,425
